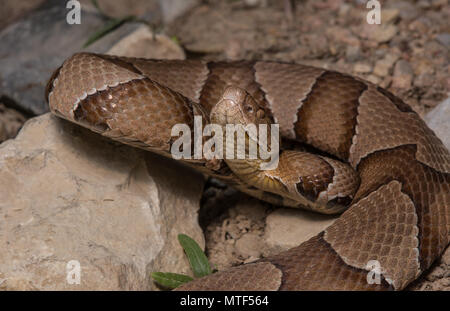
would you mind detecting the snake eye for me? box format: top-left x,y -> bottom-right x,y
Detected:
245,105 -> 254,113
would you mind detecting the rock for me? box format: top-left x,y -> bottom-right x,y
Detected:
392,60 -> 414,89
233,198 -> 267,223
345,45 -> 361,62
408,245 -> 450,291
442,246 -> 450,266
431,0 -> 448,8
372,25 -> 398,43
159,0 -> 200,23
353,62 -> 372,74
366,74 -> 381,85
244,0 -> 268,7
0,0 -> 149,115
0,103 -> 27,143
417,0 -> 432,8
425,97 -> 450,150
388,1 -> 420,21
107,26 -> 185,59
327,26 -> 360,47
373,53 -> 399,77
202,194 -> 268,270
263,208 -> 338,256
302,34 -> 329,58
409,17 -> 431,34
167,6 -> 228,54
424,40 -> 447,58
359,23 -> 398,44
0,0 -> 45,30
414,73 -> 434,89
411,57 -> 434,76
374,63 -> 390,78
338,3 -> 351,16
169,4 -> 285,55
435,33 -> 450,48
0,114 -> 205,290
79,0 -> 160,19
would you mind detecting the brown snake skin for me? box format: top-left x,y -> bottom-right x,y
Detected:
46,53 -> 450,291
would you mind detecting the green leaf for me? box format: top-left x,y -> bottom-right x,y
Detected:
82,16 -> 135,48
171,36 -> 179,45
178,234 -> 212,278
151,272 -> 193,289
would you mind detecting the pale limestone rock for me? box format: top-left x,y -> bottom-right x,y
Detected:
0,2 -> 142,114
373,53 -> 399,77
353,62 -> 372,74
381,9 -> 400,24
0,103 -> 27,143
0,114 -> 205,290
362,24 -> 398,43
232,198 -> 267,223
263,208 -> 338,256
107,26 -> 185,59
366,74 -> 381,85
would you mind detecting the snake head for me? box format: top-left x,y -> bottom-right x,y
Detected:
210,86 -> 271,127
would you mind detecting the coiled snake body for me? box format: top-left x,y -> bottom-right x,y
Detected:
46,53 -> 449,290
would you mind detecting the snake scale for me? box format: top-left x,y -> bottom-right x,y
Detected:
46,53 -> 449,290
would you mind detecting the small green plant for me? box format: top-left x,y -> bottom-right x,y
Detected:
170,36 -> 180,45
151,234 -> 214,289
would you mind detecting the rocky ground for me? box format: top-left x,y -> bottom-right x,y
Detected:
0,0 -> 448,290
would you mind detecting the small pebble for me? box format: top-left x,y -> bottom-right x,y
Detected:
392,60 -> 414,89
435,33 -> 450,48
381,9 -> 399,24
345,45 -> 361,62
353,62 -> 372,73
366,74 -> 381,84
373,53 -> 399,77
373,25 -> 398,43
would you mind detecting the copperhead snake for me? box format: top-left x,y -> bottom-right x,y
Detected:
46,53 -> 450,290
